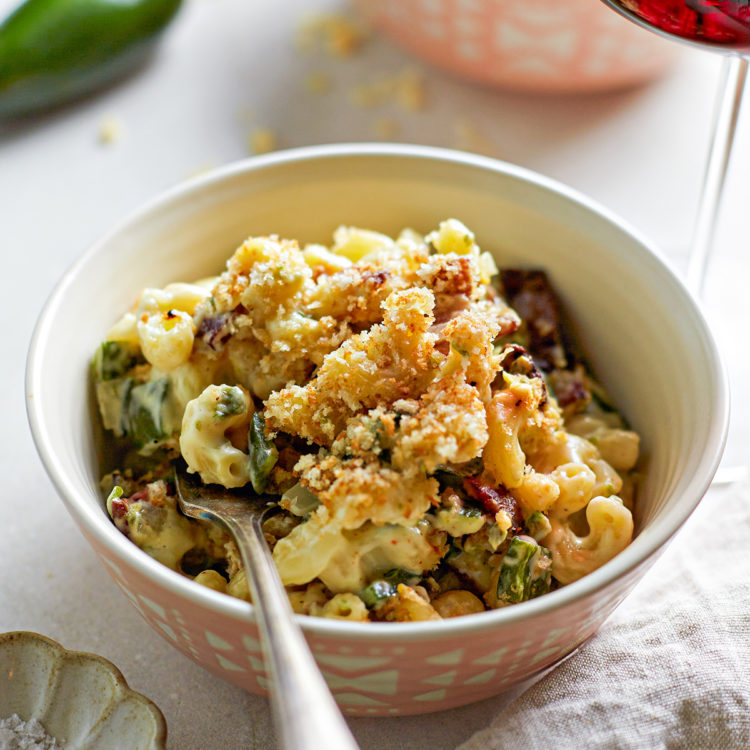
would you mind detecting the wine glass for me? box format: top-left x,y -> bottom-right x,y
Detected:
600,1 -> 749,484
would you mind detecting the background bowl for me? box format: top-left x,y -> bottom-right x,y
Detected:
355,0 -> 675,93
26,144 -> 727,716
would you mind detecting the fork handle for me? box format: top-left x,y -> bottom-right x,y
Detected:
227,512 -> 361,750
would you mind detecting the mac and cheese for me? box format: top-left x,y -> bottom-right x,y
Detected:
94,219 -> 640,622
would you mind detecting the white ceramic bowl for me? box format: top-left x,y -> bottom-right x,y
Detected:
26,144 -> 728,715
0,631 -> 166,749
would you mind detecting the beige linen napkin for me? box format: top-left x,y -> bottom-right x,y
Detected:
457,480 -> 750,750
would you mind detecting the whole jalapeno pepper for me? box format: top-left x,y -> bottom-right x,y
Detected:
0,0 -> 182,118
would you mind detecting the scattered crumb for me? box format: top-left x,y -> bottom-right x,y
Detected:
237,108 -> 278,157
296,13 -> 367,58
247,128 -> 277,155
294,10 -> 428,139
304,71 -> 333,94
373,117 -> 400,139
349,67 -> 428,112
98,114 -> 123,145
453,118 -> 497,157
349,75 -> 395,109
393,67 -> 427,112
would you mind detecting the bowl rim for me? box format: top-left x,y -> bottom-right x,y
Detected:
0,630 -> 167,748
25,142 -> 729,641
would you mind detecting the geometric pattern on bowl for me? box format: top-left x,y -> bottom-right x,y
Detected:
92,532 -> 651,716
357,0 -> 674,93
0,631 -> 167,749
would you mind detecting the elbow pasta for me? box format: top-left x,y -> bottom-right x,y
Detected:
548,463 -> 597,519
483,389 -> 527,489
544,496 -> 634,584
137,309 -> 195,371
179,384 -> 254,487
513,469 -> 561,514
138,282 -> 214,317
566,414 -> 640,472
320,593 -> 370,621
106,282 -> 213,344
95,219 -> 641,622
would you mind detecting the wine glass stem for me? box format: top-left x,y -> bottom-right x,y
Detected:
687,55 -> 748,298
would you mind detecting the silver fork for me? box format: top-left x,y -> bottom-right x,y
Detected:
174,463 -> 360,750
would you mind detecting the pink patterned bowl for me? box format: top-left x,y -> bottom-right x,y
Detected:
26,144 -> 727,716
356,0 -> 675,93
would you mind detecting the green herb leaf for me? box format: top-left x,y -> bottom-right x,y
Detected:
105,485 -> 123,516
359,580 -> 397,608
525,511 -> 552,542
125,377 -> 169,450
383,568 -> 420,585
92,340 -> 141,381
497,536 -> 552,604
248,412 -> 278,494
214,385 -> 246,419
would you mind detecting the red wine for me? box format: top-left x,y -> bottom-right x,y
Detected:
606,1 -> 750,51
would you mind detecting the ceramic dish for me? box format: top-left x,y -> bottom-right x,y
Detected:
0,631 -> 166,749
26,144 -> 728,715
355,0 -> 674,93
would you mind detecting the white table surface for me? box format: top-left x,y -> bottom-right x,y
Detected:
1,1 -> 748,748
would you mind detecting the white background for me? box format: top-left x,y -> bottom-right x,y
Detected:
1,0 -> 748,747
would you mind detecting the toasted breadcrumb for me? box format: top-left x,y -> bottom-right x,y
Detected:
372,117 -> 400,139
297,13 -> 367,57
454,118 -> 498,157
296,452 -> 438,529
266,287 -> 441,444
349,75 -> 395,109
394,67 -> 427,112
247,128 -> 277,155
98,115 -> 123,145
304,70 -> 333,94
349,67 -> 428,112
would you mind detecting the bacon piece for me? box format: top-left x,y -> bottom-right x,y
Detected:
463,477 -> 523,531
362,270 -> 390,286
500,269 -> 567,372
432,293 -> 470,326
495,343 -> 548,408
498,344 -> 543,380
497,309 -> 520,339
196,312 -> 234,351
109,486 -> 155,537
110,497 -> 128,523
554,376 -> 587,408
